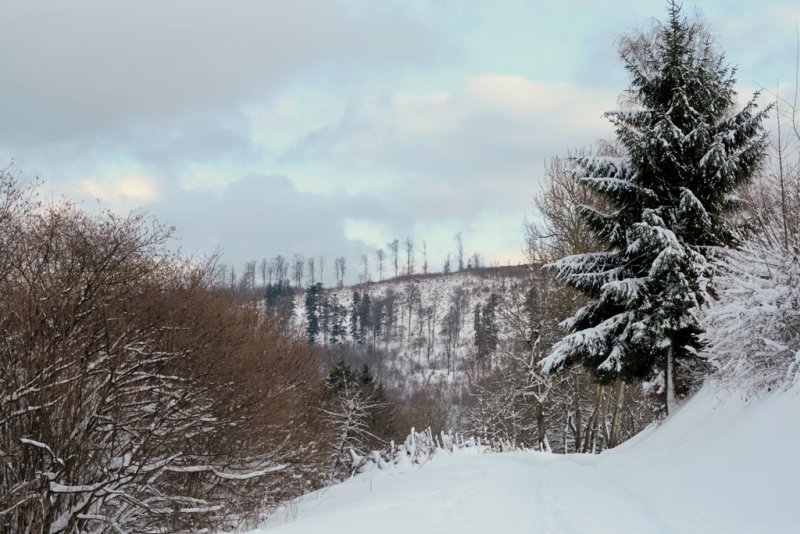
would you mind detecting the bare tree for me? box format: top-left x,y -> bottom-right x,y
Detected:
424,289 -> 440,362
469,252 -> 481,269
325,386 -> 384,477
525,150 -> 611,262
217,263 -> 229,287
440,286 -> 468,373
244,260 -> 257,296
404,237 -> 415,276
293,253 -> 305,288
360,253 -> 369,284
443,252 -> 452,274
307,256 -> 316,286
334,256 -> 346,288
421,240 -> 429,274
272,255 -> 287,284
229,265 -> 237,289
260,258 -> 268,288
318,255 -> 325,287
387,239 -> 399,278
455,232 -> 464,271
375,248 -> 385,281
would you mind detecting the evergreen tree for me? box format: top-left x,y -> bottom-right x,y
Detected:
370,297 -> 384,342
325,360 -> 379,393
541,2 -> 768,414
359,364 -> 375,387
330,297 -> 347,344
474,294 -> 501,364
326,360 -> 361,391
305,282 -> 323,344
320,293 -> 331,342
350,291 -> 361,343
264,279 -> 296,330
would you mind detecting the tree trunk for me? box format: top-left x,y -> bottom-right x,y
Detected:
573,372 -> 582,452
581,384 -> 602,453
536,404 -> 547,451
665,346 -> 675,416
596,385 -> 611,452
608,380 -> 626,448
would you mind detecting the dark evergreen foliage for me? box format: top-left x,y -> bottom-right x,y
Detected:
305,282 -> 323,344
542,3 -> 769,396
264,280 -> 296,330
350,291 -> 361,343
326,359 -> 363,391
329,296 -> 347,344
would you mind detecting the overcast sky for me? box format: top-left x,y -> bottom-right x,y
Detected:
1,0 -> 797,284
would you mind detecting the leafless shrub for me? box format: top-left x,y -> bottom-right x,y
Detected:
0,173 -> 329,533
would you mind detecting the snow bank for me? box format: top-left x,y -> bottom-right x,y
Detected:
245,383 -> 800,533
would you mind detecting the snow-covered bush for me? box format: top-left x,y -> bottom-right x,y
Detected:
349,426 -> 490,476
702,244 -> 800,393
701,92 -> 800,394
0,174 -> 331,533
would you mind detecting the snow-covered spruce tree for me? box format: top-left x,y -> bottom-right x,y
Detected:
541,2 -> 768,414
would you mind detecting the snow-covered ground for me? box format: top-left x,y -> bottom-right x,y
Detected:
289,268 -> 532,396
246,382 -> 799,534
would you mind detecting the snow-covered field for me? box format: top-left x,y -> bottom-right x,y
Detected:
246,383 -> 799,534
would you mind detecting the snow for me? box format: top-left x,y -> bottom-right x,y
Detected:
243,382 -> 800,534
290,267 -> 531,395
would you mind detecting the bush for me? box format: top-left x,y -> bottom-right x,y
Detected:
0,173 -> 330,532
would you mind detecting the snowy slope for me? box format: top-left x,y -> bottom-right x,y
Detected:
292,266 -> 532,395
245,383 -> 800,534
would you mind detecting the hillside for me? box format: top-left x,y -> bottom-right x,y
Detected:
246,381 -> 800,534
284,265 -> 536,395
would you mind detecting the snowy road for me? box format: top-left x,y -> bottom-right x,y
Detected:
249,385 -> 799,534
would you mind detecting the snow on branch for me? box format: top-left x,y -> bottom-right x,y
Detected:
542,312 -> 634,374
19,438 -> 64,466
163,464 -> 287,480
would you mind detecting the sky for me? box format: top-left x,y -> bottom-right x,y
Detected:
1,0 -> 798,285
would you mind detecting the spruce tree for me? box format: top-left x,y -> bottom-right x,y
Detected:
305,282 -> 323,344
541,2 -> 768,414
350,291 -> 361,342
359,292 -> 372,342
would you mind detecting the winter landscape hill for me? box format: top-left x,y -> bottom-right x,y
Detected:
286,264 -> 535,395
246,381 -> 800,534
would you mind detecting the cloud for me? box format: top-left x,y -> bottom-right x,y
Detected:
0,0 -> 446,161
4,0 -> 789,278
244,74 -> 617,268
79,172 -> 160,209
281,74 -> 616,215
154,174 -> 369,282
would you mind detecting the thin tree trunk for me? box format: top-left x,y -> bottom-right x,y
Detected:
608,380 -> 626,448
573,372 -> 582,452
582,384 -> 602,453
665,346 -> 675,416
776,85 -> 789,249
536,404 -> 547,451
596,385 -> 611,452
